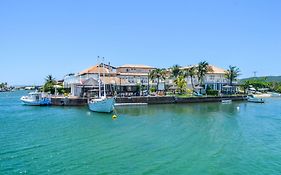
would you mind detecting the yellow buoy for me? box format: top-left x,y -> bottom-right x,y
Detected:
112,115 -> 117,119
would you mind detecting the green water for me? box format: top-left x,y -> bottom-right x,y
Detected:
1,91 -> 281,174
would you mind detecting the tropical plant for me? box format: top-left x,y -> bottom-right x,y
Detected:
244,78 -> 270,89
43,75 -> 57,93
225,65 -> 240,86
197,61 -> 212,86
0,82 -> 8,89
45,75 -> 56,84
149,68 -> 167,91
170,64 -> 182,78
206,86 -> 219,96
150,86 -> 156,93
174,75 -> 187,94
241,78 -> 281,93
184,66 -> 197,89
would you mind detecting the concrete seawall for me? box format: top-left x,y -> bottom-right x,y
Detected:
175,95 -> 247,103
51,97 -> 88,106
51,95 -> 246,106
116,95 -> 247,104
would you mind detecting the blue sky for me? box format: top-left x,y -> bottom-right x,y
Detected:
1,0 -> 281,85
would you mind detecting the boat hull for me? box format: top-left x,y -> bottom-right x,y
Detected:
247,98 -> 265,103
247,99 -> 264,103
221,99 -> 232,104
88,98 -> 115,113
21,97 -> 52,106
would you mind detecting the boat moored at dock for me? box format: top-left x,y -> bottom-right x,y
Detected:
247,95 -> 265,103
20,92 -> 52,106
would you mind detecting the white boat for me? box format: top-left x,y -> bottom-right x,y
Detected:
247,95 -> 265,103
89,97 -> 115,113
221,99 -> 232,104
21,92 -> 52,106
269,92 -> 281,97
88,57 -> 115,113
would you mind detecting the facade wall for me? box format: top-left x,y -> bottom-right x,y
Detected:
185,73 -> 229,91
117,67 -> 154,85
118,75 -> 149,85
117,67 -> 152,74
63,74 -> 98,88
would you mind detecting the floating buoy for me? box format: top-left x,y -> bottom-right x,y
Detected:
112,115 -> 117,119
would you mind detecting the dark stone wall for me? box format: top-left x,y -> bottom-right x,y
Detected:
116,96 -> 176,104
51,97 -> 88,106
51,95 -> 247,106
116,96 -> 246,104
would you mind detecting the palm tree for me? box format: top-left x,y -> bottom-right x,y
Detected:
174,75 -> 187,94
43,75 -> 56,93
149,68 -> 167,91
225,65 -> 240,86
170,64 -> 182,78
197,61 -> 213,86
45,75 -> 56,84
184,66 -> 197,89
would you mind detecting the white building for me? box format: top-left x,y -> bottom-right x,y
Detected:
182,65 -> 235,92
63,64 -> 120,96
63,63 -> 156,97
117,64 -> 155,86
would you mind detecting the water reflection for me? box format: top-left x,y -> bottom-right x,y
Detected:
115,102 -> 245,117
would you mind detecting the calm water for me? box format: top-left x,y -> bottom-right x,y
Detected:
1,91 -> 281,174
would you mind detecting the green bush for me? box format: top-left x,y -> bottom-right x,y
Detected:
206,89 -> 219,96
150,86 -> 156,93
43,82 -> 55,94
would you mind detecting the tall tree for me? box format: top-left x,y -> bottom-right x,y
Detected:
184,66 -> 197,89
225,65 -> 240,86
43,75 -> 56,93
149,68 -> 167,91
197,61 -> 212,86
170,64 -> 182,78
45,75 -> 56,84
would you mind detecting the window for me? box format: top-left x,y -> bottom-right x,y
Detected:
209,75 -> 215,80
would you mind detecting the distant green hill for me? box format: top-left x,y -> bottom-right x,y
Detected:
240,76 -> 281,82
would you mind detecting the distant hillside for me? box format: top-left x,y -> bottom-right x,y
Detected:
240,76 -> 281,83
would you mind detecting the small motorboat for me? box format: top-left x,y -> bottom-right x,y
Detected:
21,92 -> 52,106
247,95 -> 265,103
